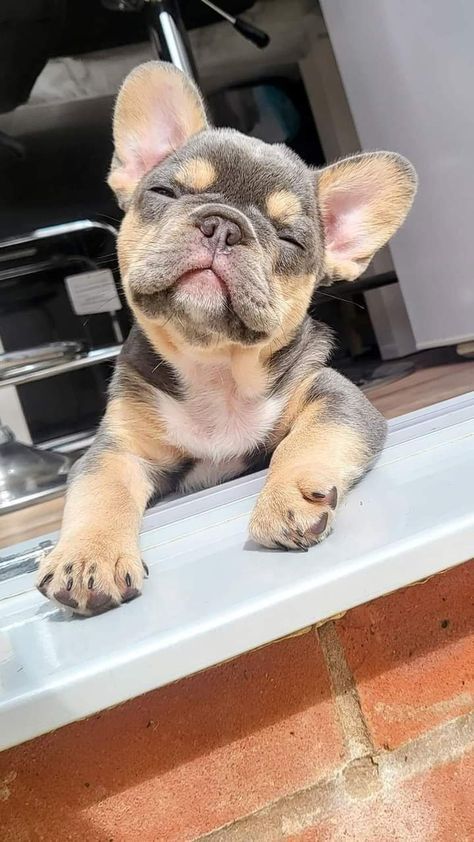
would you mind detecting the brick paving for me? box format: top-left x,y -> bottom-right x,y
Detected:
0,560 -> 472,841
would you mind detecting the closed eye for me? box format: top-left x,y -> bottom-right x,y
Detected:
278,233 -> 305,250
148,186 -> 177,198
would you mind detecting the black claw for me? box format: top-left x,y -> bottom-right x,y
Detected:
275,541 -> 289,551
308,487 -> 338,509
142,561 -> 149,577
64,563 -> 73,574
292,537 -> 309,552
87,576 -> 94,590
66,577 -> 73,592
283,524 -> 310,550
38,572 -> 54,589
125,572 -> 132,587
328,486 -> 338,509
287,509 -> 295,523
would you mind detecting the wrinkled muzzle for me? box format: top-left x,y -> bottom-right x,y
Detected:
124,203 -> 282,341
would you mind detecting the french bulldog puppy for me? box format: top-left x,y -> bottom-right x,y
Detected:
37,62 -> 416,614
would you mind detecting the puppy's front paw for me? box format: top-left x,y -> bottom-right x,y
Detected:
36,537 -> 147,616
249,478 -> 338,551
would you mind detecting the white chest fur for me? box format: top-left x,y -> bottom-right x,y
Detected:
157,361 -> 282,461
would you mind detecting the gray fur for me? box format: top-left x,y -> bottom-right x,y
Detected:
306,368 -> 387,463
112,325 -> 184,400
126,129 -> 323,347
147,458 -> 196,508
36,64 -> 415,619
111,126 -> 392,488
109,76 -> 406,491
268,317 -> 333,395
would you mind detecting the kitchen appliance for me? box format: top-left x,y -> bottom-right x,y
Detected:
0,219 -> 128,511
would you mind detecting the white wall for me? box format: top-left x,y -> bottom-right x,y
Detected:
321,0 -> 474,349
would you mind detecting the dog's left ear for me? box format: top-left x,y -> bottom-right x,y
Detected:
108,61 -> 208,207
316,152 -> 417,283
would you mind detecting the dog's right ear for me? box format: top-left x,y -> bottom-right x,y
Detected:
108,61 -> 208,208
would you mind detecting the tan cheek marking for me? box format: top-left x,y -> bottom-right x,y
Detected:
117,207 -> 145,277
266,190 -> 302,224
118,211 -> 190,317
175,158 -> 217,191
260,273 -> 316,362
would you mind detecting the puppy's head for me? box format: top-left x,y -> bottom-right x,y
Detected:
109,62 -> 417,349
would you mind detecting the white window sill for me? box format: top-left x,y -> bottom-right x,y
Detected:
0,392 -> 473,750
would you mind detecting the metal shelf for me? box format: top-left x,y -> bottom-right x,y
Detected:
0,345 -> 121,388
38,429 -> 96,455
0,431 -> 96,514
0,484 -> 67,515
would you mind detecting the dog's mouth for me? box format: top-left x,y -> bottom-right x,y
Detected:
171,265 -> 232,328
128,243 -> 281,344
130,250 -> 227,300
175,267 -> 229,298
132,260 -> 231,321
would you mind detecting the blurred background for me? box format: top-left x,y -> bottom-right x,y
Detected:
0,0 -> 473,520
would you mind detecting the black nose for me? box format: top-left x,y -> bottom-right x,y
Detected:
198,215 -> 242,248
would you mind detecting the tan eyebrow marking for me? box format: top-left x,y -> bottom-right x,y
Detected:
266,190 -> 302,224
175,157 -> 217,191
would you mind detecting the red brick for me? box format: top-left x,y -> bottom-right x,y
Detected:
0,631 -> 344,842
336,560 -> 474,749
291,748 -> 474,842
